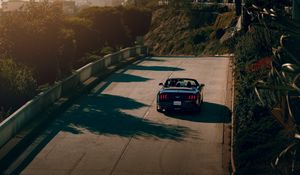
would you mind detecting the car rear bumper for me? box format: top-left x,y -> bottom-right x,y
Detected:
158,101 -> 200,111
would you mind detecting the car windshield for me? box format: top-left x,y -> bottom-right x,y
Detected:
164,79 -> 199,88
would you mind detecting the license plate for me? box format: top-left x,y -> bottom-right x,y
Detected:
173,101 -> 182,106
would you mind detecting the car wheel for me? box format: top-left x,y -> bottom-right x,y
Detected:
157,105 -> 163,112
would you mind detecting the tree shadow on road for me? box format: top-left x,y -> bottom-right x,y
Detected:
129,65 -> 184,71
10,57 -> 192,174
108,73 -> 152,82
11,94 -> 192,174
144,57 -> 166,62
61,94 -> 191,139
164,102 -> 231,123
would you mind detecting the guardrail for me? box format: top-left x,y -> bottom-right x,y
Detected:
0,46 -> 148,149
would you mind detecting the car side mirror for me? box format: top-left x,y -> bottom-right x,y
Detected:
159,83 -> 164,86
200,84 -> 205,88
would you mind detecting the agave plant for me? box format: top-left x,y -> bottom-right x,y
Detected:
244,4 -> 300,174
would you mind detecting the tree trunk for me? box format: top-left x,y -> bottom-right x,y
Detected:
235,0 -> 241,16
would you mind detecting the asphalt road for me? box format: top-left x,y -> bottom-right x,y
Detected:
17,56 -> 231,175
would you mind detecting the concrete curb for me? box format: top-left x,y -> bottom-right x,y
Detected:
0,55 -> 145,174
230,58 -> 236,174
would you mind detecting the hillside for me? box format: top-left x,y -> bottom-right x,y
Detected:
144,6 -> 237,56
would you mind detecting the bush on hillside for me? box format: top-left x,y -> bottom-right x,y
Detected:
192,27 -> 213,44
57,28 -> 76,77
77,6 -> 152,49
100,46 -> 113,56
78,7 -> 130,48
125,0 -> 159,9
193,3 -> 229,13
75,53 -> 102,69
63,17 -> 99,61
189,10 -> 218,28
0,2 -> 75,84
0,59 -> 37,112
168,0 -> 192,9
121,7 -> 152,43
245,0 -> 291,8
0,107 -> 11,122
215,28 -> 225,39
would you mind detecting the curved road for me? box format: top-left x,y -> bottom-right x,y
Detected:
15,56 -> 231,175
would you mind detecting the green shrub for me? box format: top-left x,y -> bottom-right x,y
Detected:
215,28 -> 225,39
193,3 -> 229,13
0,107 -> 11,122
189,10 -> 218,28
121,7 -> 152,43
0,2 -> 73,84
78,7 -> 130,48
0,59 -> 37,112
192,27 -> 213,44
63,17 -> 98,61
233,27 -> 287,173
58,28 -> 76,77
100,47 -> 113,56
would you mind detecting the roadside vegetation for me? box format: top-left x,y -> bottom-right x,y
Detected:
0,2 -> 151,120
230,0 -> 299,174
233,26 -> 290,174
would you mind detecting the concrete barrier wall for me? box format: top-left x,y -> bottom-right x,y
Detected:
129,48 -> 136,57
104,55 -> 112,67
121,48 -> 130,58
0,83 -> 62,147
137,47 -> 141,55
91,59 -> 105,75
110,52 -> 120,65
0,46 -> 148,149
61,74 -> 80,95
76,63 -> 94,82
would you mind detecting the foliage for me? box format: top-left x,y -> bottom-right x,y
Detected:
168,0 -> 192,9
215,28 -> 225,39
121,7 -> 152,43
0,107 -> 11,122
233,21 -> 288,173
190,26 -> 213,55
193,3 -> 229,13
233,1 -> 300,173
57,28 -> 76,77
78,7 -> 130,48
100,46 -> 113,56
0,2 -> 75,84
125,0 -> 159,9
236,113 -> 288,174
63,17 -> 98,61
71,6 -> 151,65
189,9 -> 218,28
244,0 -> 291,9
0,59 -> 37,112
75,53 -> 102,69
242,5 -> 300,174
192,27 -> 213,44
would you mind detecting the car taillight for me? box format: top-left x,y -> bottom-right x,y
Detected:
188,95 -> 197,100
159,94 -> 167,100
